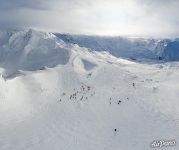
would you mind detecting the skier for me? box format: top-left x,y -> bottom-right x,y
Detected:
114,128 -> 118,136
132,83 -> 136,89
118,100 -> 121,104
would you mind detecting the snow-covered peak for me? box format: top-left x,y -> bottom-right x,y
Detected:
0,29 -> 64,51
0,29 -> 70,77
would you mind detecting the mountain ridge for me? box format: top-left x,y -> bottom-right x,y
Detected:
56,33 -> 179,61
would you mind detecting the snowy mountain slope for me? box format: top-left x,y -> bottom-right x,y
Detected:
57,34 -> 179,61
0,29 -> 178,150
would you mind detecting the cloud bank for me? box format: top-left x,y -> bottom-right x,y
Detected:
0,0 -> 179,37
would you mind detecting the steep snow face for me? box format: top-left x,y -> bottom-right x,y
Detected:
0,29 -> 71,77
162,40 -> 179,61
57,34 -> 179,61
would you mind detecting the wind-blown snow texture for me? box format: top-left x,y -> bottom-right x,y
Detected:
0,29 -> 179,150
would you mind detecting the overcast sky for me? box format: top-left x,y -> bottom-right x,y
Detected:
0,0 -> 179,37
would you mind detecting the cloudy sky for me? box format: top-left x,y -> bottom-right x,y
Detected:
0,0 -> 179,37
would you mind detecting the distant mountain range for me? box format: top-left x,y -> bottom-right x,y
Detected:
56,33 -> 179,61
